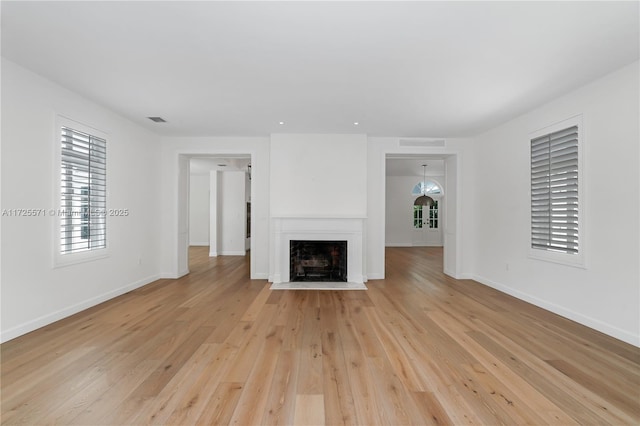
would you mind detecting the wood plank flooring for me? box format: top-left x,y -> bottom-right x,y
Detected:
2,247 -> 639,425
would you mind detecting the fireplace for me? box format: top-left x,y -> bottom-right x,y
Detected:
290,240 -> 347,282
271,216 -> 365,285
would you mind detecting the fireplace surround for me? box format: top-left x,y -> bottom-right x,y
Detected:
271,216 -> 365,285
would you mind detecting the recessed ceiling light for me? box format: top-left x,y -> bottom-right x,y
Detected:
353,121 -> 359,126
279,121 -> 285,125
147,116 -> 167,123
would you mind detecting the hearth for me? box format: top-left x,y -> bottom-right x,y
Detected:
290,240 -> 347,282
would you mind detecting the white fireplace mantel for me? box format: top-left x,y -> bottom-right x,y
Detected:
271,216 -> 366,284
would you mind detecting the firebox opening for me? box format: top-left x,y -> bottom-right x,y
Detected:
290,240 -> 347,282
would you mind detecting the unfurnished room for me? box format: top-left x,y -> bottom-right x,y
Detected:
1,1 -> 639,425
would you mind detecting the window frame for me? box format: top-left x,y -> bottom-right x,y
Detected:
528,114 -> 585,268
428,200 -> 439,229
413,205 -> 423,228
53,116 -> 110,268
411,179 -> 443,196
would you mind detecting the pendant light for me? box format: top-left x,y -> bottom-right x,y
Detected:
414,164 -> 434,207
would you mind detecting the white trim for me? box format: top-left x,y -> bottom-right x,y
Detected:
272,217 -> 364,284
385,243 -> 412,247
53,115 -> 111,268
189,242 -> 209,247
472,274 -> 638,347
0,274 -> 160,344
219,251 -> 247,256
443,269 -> 472,280
173,148 -> 262,279
378,145 -> 462,280
411,177 -> 445,196
160,269 -> 190,279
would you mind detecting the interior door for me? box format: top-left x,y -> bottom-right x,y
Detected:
411,200 -> 443,246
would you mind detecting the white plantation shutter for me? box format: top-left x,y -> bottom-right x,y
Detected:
530,125 -> 579,254
60,126 -> 107,254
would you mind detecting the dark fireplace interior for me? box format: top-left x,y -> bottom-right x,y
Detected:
290,240 -> 347,282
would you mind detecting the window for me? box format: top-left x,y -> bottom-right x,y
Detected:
530,116 -> 583,266
59,123 -> 107,255
412,180 -> 442,196
428,200 -> 439,229
413,205 -> 423,228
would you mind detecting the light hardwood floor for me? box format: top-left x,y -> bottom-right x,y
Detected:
1,247 -> 639,425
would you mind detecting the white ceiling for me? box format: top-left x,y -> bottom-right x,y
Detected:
2,1 -> 638,137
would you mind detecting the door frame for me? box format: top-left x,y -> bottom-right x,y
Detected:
380,151 -> 462,279
174,150 -> 256,278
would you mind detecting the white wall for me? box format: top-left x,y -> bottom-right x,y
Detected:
158,137 -> 270,279
0,59 -> 163,342
385,175 -> 444,246
270,134 -> 367,217
219,171 -> 246,255
188,173 -> 210,245
471,61 -> 639,345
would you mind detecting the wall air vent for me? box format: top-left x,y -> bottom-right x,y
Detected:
399,139 -> 445,147
147,116 -> 167,123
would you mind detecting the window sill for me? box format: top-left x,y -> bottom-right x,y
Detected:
53,249 -> 109,269
528,249 -> 586,269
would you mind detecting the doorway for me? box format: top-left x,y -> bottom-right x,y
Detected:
410,176 -> 444,247
177,153 -> 254,278
188,156 -> 251,257
383,153 -> 460,278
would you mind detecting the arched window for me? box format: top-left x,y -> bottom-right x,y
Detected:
412,180 -> 442,196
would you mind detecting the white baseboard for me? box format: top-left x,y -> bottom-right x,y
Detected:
189,242 -> 209,246
252,272 -> 269,280
366,273 -> 384,280
219,251 -> 246,256
385,243 -> 412,247
209,251 -> 218,257
472,274 -> 639,347
0,274 -> 160,344
160,269 -> 189,279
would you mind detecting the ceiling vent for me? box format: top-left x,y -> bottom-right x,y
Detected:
147,116 -> 167,123
399,139 -> 445,147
